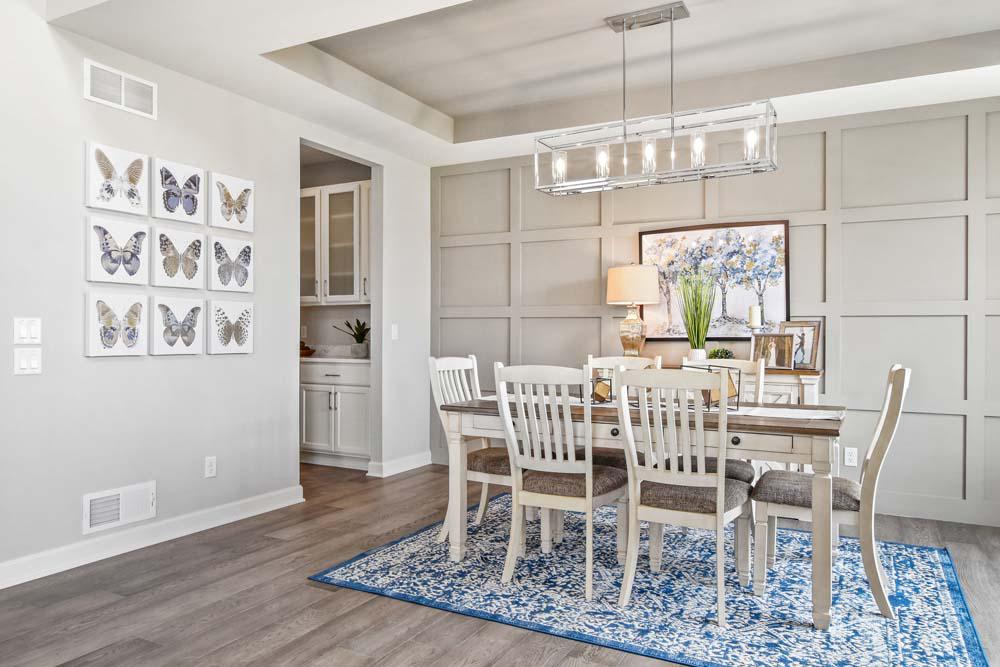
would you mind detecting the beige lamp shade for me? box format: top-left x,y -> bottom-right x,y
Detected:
607,264 -> 660,305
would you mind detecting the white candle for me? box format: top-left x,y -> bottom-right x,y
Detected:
748,305 -> 762,328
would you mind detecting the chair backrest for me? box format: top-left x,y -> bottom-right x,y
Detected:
588,354 -> 662,374
428,355 -> 483,431
615,368 -> 729,503
859,364 -> 911,509
682,356 -> 765,403
494,363 -> 591,477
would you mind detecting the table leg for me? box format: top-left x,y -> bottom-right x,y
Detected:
447,421 -> 468,562
811,436 -> 834,630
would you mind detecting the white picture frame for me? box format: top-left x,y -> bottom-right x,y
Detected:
151,226 -> 205,289
207,300 -> 253,354
209,236 -> 254,293
85,141 -> 149,215
150,295 -> 204,356
152,158 -> 206,224
86,216 -> 150,285
209,172 -> 254,232
85,291 -> 148,357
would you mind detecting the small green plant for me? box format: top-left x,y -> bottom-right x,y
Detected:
333,319 -> 370,344
708,347 -> 735,359
678,270 -> 716,350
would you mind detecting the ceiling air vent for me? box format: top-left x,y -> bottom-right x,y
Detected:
82,481 -> 157,534
84,59 -> 157,119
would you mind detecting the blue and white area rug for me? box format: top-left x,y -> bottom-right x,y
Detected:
310,495 -> 987,666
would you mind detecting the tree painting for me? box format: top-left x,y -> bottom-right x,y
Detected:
639,222 -> 788,340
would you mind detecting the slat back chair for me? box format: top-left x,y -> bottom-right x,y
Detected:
494,363 -> 628,600
615,367 -> 753,628
428,355 -> 509,539
682,356 -> 765,404
588,355 -> 662,388
751,364 -> 910,619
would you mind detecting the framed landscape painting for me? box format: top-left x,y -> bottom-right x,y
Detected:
640,220 -> 789,341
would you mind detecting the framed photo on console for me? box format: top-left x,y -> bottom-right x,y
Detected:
780,319 -> 822,370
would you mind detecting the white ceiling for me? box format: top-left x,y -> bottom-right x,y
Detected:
312,0 -> 1000,118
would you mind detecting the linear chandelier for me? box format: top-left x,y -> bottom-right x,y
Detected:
534,2 -> 777,196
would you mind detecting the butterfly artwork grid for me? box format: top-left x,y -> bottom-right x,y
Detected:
208,300 -> 253,354
85,142 -> 149,215
210,172 -> 254,232
152,227 -> 204,289
150,296 -> 204,355
86,292 -> 148,357
209,236 -> 254,293
152,158 -> 205,224
86,217 -> 150,285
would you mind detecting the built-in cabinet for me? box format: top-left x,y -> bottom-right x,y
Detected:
300,180 -> 371,305
300,359 -> 371,470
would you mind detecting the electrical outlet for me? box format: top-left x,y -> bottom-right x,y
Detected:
204,456 -> 217,478
844,447 -> 858,467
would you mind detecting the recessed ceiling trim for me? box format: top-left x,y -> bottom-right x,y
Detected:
604,2 -> 690,32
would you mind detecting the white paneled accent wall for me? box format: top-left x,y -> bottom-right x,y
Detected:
431,97 -> 1000,526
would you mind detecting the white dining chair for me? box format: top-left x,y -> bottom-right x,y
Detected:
495,363 -> 629,601
751,364 -> 911,619
585,354 -> 662,473
681,356 -> 765,404
429,355 -> 511,542
615,367 -> 754,628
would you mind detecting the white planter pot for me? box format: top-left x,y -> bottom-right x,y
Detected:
350,342 -> 369,359
688,348 -> 708,361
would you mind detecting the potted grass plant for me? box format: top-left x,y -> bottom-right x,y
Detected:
678,271 -> 716,361
333,319 -> 371,359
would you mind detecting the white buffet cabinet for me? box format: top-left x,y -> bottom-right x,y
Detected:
300,358 -> 371,470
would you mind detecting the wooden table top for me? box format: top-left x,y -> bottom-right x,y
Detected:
442,399 -> 844,438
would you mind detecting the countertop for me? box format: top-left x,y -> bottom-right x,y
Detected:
300,357 -> 371,365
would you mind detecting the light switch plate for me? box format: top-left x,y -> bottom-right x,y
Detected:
391,323 -> 399,340
14,347 -> 41,375
13,317 -> 41,344
204,456 -> 217,478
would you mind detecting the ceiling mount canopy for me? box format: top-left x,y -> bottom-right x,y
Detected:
534,1 -> 778,196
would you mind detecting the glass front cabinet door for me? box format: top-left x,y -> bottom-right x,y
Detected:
300,181 -> 368,305
300,190 -> 321,303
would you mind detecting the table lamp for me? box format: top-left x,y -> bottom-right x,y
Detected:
607,264 -> 660,356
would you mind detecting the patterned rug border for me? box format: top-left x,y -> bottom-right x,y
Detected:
308,494 -> 989,667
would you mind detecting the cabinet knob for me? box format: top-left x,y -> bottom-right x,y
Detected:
731,435 -> 741,446
610,427 -> 620,437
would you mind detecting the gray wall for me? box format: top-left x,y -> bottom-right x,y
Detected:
300,160 -> 372,189
1,0 -> 431,573
431,97 -> 1000,526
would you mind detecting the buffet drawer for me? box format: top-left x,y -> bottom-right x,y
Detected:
299,362 -> 370,386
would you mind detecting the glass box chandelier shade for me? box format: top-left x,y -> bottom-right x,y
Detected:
534,3 -> 778,196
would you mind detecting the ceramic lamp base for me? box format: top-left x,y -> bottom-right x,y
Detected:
619,304 -> 646,357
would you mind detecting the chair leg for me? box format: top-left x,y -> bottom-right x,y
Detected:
737,503 -> 752,587
525,506 -> 538,522
541,508 -> 553,554
616,501 -> 628,565
519,505 -> 527,557
753,502 -> 769,596
618,501 -> 641,607
436,500 -> 452,543
860,511 -> 894,619
473,483 -> 490,525
502,499 -> 524,584
585,508 -> 594,601
767,516 -> 777,569
649,522 -> 664,572
716,524 -> 727,629
832,521 -> 840,564
554,509 -> 564,544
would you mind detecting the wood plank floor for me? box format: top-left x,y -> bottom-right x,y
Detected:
1,463 -> 997,666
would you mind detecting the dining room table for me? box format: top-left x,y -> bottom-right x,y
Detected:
439,398 -> 845,630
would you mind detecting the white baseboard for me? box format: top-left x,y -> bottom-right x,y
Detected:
430,447 -> 448,466
367,450 -> 434,478
0,485 -> 304,591
300,450 -> 370,471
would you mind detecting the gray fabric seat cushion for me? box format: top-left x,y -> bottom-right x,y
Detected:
522,465 -> 628,498
575,446 -> 635,470
663,457 -> 756,484
640,478 -> 751,514
577,449 -> 754,485
751,470 -> 862,512
467,447 -> 511,477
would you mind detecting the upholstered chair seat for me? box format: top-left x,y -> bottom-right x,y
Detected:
640,479 -> 752,514
466,447 -> 512,477
751,470 -> 862,512
522,465 -> 628,498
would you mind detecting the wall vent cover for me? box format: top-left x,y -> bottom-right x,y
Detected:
82,481 -> 156,534
84,59 -> 157,119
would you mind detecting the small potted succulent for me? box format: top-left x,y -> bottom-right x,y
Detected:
333,319 -> 371,359
708,347 -> 735,359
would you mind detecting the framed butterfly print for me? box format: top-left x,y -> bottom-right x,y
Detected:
209,236 -> 254,292
152,227 -> 204,289
85,142 -> 149,215
85,292 -> 148,357
208,300 -> 253,354
150,296 -> 204,355
152,158 -> 205,224
86,216 -> 150,285
209,172 -> 254,232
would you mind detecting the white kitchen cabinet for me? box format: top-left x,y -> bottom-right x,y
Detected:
332,385 -> 371,458
300,384 -> 335,452
299,360 -> 372,470
300,181 -> 370,305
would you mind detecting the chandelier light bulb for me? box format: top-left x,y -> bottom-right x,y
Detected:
691,131 -> 706,168
552,150 -> 568,185
596,144 -> 611,178
642,138 -> 657,175
744,126 -> 760,160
